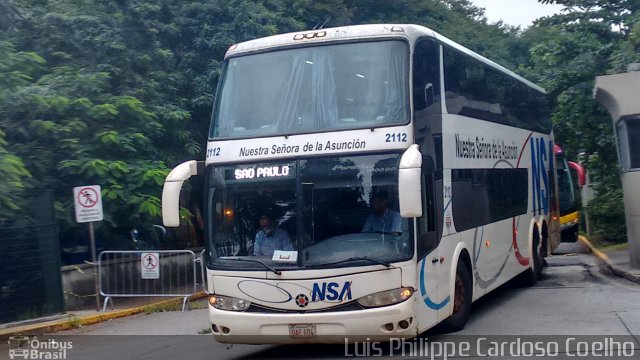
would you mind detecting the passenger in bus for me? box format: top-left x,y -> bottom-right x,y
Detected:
362,191 -> 402,235
253,214 -> 294,257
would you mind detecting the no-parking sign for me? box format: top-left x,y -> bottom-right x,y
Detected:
73,185 -> 104,223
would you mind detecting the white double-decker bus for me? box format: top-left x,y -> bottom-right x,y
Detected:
162,24 -> 558,344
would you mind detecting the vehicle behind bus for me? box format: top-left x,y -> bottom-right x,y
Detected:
554,145 -> 586,242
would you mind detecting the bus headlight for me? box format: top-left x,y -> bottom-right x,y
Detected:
208,294 -> 251,311
356,287 -> 414,308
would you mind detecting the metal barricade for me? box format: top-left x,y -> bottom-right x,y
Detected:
195,249 -> 208,293
98,250 -> 198,311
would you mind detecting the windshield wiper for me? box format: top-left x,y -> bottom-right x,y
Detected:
306,256 -> 394,269
219,257 -> 282,275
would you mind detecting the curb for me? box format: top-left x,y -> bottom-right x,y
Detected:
578,235 -> 640,285
0,291 -> 208,337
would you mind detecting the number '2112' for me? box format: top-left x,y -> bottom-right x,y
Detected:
207,147 -> 220,157
385,133 -> 407,142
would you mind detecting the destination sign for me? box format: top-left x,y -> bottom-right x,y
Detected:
229,164 -> 294,181
205,125 -> 414,164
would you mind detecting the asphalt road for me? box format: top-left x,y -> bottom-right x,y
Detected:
2,243 -> 639,360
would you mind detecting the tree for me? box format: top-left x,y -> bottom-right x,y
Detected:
9,0 -> 617,248
0,129 -> 30,222
526,0 -> 640,241
1,1 -> 182,245
0,41 -> 36,223
539,0 -> 639,36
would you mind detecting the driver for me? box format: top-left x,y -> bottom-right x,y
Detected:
253,214 -> 294,257
362,190 -> 402,235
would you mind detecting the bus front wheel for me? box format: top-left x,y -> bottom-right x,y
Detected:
439,260 -> 472,333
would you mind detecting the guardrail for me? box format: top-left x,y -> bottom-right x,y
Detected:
98,250 -> 199,311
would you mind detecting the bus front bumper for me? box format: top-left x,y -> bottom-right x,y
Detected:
560,221 -> 579,242
209,297 -> 418,344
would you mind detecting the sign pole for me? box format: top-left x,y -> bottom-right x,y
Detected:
88,221 -> 100,311
73,184 -> 104,310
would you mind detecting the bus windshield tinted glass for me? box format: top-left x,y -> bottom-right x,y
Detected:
205,154 -> 413,270
210,41 -> 408,138
557,157 -> 576,214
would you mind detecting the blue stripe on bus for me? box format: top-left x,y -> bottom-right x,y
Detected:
443,198 -> 452,214
419,258 -> 450,310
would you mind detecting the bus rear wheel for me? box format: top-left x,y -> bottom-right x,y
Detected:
439,261 -> 472,333
520,229 -> 542,286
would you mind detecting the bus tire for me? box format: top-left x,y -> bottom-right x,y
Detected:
541,225 -> 549,268
519,229 -> 542,286
439,261 -> 472,333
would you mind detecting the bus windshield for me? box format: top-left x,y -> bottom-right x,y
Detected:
556,155 -> 576,214
210,40 -> 409,139
205,153 -> 413,270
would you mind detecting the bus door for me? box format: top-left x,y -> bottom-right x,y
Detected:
416,156 -> 442,329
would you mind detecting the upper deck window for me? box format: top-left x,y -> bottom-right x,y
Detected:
210,40 -> 408,139
443,46 -> 551,134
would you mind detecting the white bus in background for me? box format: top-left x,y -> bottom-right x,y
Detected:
162,24 -> 558,344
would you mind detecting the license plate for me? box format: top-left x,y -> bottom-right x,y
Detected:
288,324 -> 316,338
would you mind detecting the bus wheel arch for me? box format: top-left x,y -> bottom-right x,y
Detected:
440,247 -> 473,333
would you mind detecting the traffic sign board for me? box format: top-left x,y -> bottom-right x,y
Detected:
73,185 -> 104,223
141,252 -> 160,279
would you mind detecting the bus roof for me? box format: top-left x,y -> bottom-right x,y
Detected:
225,24 -> 546,94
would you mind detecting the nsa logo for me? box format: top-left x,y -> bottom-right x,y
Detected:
295,294 -> 309,308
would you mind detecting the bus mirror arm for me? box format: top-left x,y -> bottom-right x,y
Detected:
162,160 -> 203,227
399,144 -> 423,218
568,161 -> 586,187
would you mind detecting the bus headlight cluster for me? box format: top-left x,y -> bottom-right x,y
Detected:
356,287 -> 414,308
208,294 -> 251,311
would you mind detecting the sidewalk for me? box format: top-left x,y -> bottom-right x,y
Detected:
0,292 -> 207,337
578,235 -> 640,285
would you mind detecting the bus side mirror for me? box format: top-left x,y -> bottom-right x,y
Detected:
399,144 -> 423,217
162,160 -> 201,227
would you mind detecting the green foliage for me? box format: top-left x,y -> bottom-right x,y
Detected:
1,0 -> 637,248
0,1 -> 200,242
0,129 -> 31,221
0,42 -> 34,222
538,0 -> 639,36
550,88 -> 620,192
585,188 -> 627,242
